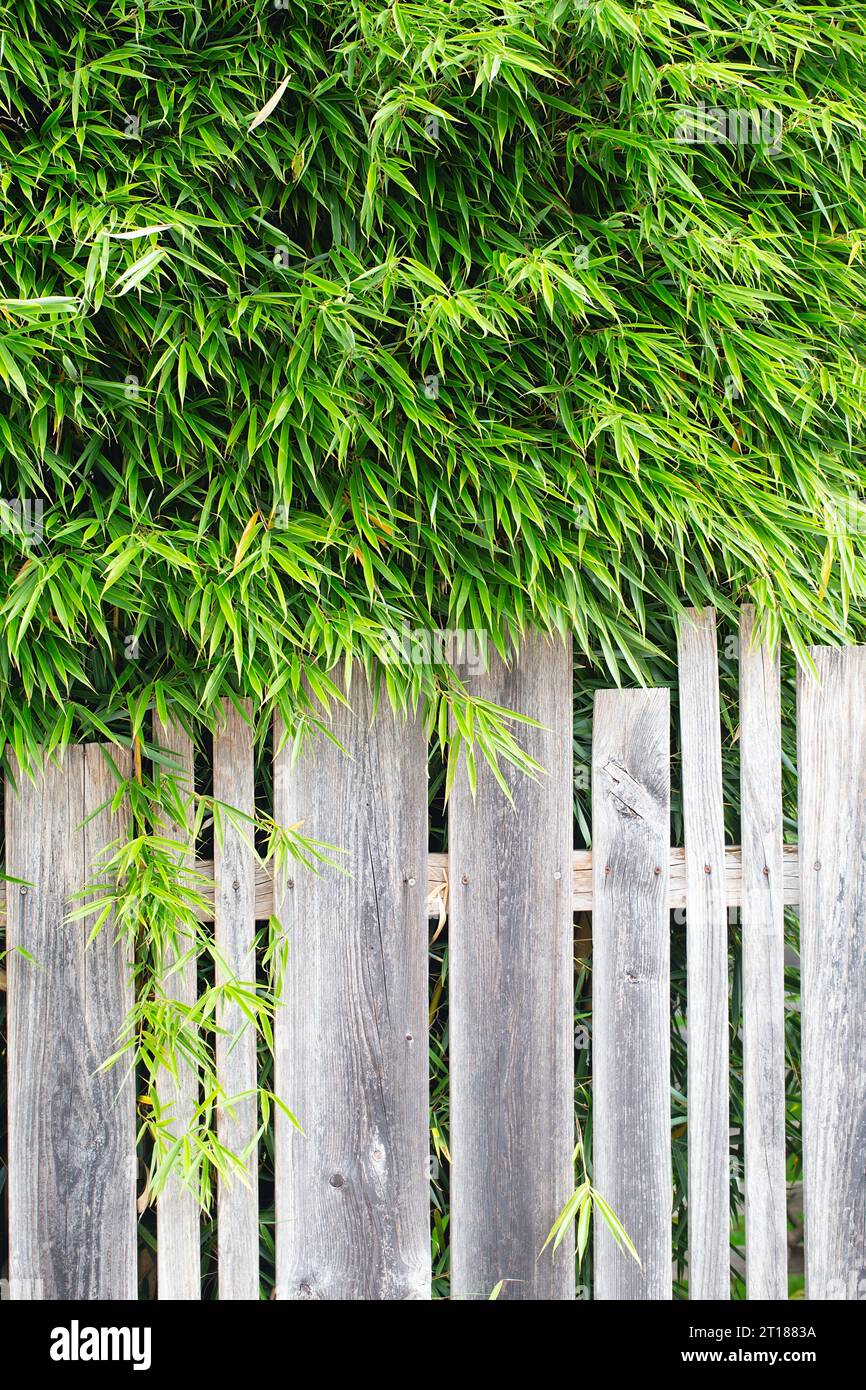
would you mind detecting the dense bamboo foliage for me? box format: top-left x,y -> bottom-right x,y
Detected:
2,0 -> 866,771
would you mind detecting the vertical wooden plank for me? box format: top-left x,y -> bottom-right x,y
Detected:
274,674 -> 430,1299
6,746 -> 137,1299
153,716 -> 200,1299
450,634 -> 574,1300
739,607 -> 788,1299
213,700 -> 259,1299
593,689 -> 671,1299
798,647 -> 866,1301
678,608 -> 730,1300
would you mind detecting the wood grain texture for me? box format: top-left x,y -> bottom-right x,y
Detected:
449,635 -> 574,1300
5,746 -> 137,1299
798,647 -> 866,1301
678,609 -> 730,1299
154,716 -> 201,1300
739,608 -> 788,1300
593,689 -> 672,1300
273,676 -> 430,1299
213,701 -> 259,1299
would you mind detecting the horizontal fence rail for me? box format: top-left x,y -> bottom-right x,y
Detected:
0,842 -> 805,930
2,611 -> 864,1302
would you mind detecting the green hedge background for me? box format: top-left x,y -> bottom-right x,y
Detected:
2,0 -> 866,769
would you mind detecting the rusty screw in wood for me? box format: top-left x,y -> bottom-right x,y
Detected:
654,866 -> 661,876
461,874 -> 469,884
287,877 -> 294,889
232,878 -> 240,891
763,865 -> 770,876
704,864 -> 712,874
604,864 -> 611,875
329,1173 -> 344,1188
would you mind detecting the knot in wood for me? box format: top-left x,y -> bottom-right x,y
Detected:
600,758 -> 656,822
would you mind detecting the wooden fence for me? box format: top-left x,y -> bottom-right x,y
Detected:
1,607 -> 864,1300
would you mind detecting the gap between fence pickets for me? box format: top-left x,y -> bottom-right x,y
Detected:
0,834 -> 800,934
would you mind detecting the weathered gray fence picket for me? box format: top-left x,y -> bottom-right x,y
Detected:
592,687 -> 671,1299
450,634 -> 574,1300
798,648 -> 866,1300
154,715 -> 201,1300
213,700 -> 259,1300
5,746 -> 137,1299
739,607 -> 788,1301
273,679 -> 431,1300
677,609 -> 729,1301
2,611 -> 865,1302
